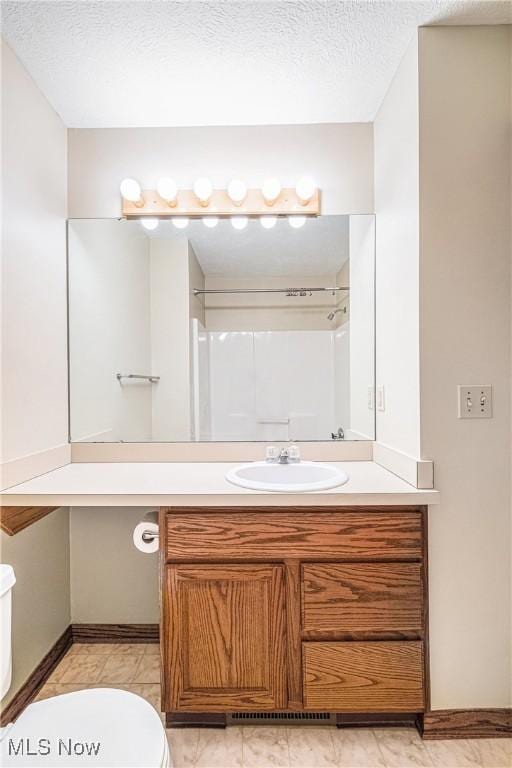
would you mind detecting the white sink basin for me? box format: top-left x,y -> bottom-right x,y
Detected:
225,461 -> 349,493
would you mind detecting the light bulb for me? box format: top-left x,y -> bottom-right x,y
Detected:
203,217 -> 219,228
295,176 -> 316,205
289,216 -> 306,229
260,216 -> 277,229
227,179 -> 247,206
172,217 -> 189,229
120,178 -> 143,205
141,218 -> 159,231
231,216 -> 248,230
261,178 -> 281,206
157,177 -> 178,205
193,177 -> 213,206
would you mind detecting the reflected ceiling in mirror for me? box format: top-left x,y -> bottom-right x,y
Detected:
140,215 -> 349,277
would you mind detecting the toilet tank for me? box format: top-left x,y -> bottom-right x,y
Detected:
0,565 -> 16,700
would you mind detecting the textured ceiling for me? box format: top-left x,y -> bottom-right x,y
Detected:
117,215 -> 350,277
2,1 -> 510,128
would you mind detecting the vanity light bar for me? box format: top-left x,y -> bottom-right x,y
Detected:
120,179 -> 320,218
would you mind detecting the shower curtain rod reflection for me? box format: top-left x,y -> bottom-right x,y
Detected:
193,286 -> 350,296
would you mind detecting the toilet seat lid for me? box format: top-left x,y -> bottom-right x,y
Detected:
1,688 -> 168,767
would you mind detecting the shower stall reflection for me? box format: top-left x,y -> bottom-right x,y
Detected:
192,326 -> 351,441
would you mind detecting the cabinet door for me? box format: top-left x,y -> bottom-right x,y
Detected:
162,564 -> 286,711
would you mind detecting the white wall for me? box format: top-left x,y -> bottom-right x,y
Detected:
190,320 -> 210,440
1,39 -> 68,486
334,326 -> 350,435
150,238 -> 192,441
67,124 -> 373,218
418,25 -> 511,709
204,275 -> 343,331
349,215 -> 375,439
68,220 -> 152,442
374,36 -> 421,458
0,40 -> 71,708
1,509 -> 71,708
68,227 -> 204,442
373,25 -> 512,711
188,242 -> 205,326
69,507 -> 159,623
188,244 -> 205,434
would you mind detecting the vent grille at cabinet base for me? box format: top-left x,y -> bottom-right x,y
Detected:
228,712 -> 335,726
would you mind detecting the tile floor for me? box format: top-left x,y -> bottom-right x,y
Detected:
34,644 -> 511,768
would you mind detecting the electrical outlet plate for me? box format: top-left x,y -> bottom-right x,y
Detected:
376,385 -> 385,412
457,385 -> 492,419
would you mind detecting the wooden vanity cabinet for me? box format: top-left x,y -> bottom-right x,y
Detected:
160,506 -> 428,721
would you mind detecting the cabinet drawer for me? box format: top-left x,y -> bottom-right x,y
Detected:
164,510 -> 423,562
302,563 -> 423,637
303,641 -> 424,712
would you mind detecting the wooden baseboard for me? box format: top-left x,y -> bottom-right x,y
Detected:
0,626 -> 72,725
166,712 -> 227,728
422,709 -> 512,739
71,623 -> 159,643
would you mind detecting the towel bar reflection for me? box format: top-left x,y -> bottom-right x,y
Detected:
116,374 -> 160,383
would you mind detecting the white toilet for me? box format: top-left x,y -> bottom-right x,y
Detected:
0,565 -> 170,767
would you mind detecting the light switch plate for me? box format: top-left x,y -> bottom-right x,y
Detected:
367,386 -> 374,411
457,385 -> 492,418
376,385 -> 385,412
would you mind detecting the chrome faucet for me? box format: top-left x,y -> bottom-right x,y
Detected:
331,427 -> 345,440
265,445 -> 301,464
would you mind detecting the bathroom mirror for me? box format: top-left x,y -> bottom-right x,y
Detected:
68,215 -> 375,442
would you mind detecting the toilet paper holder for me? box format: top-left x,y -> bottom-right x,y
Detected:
141,529 -> 159,544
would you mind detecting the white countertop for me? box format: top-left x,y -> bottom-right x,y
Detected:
1,461 -> 439,507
